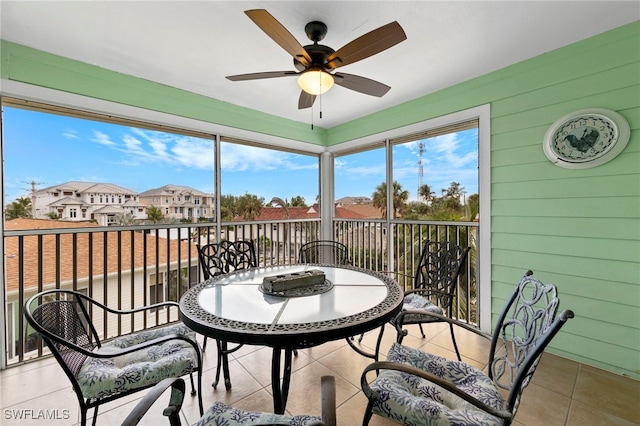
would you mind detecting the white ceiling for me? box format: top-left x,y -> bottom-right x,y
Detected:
1,1 -> 638,128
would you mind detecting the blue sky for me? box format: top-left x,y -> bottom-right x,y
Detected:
3,106 -> 478,206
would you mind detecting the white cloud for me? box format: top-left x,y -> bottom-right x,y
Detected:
62,129 -> 80,140
92,131 -> 117,146
221,143 -> 316,173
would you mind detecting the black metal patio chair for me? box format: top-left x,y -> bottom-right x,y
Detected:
357,240 -> 469,361
361,270 -> 574,426
392,240 -> 470,361
24,289 -> 203,426
298,240 -> 351,265
197,240 -> 257,390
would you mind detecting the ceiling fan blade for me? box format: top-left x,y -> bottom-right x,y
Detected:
245,9 -> 312,66
333,72 -> 391,97
226,71 -> 298,81
325,21 -> 406,69
298,91 -> 316,109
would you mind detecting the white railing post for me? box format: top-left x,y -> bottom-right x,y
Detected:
320,151 -> 334,241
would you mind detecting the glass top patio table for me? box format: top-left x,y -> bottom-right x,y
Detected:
179,263 -> 403,413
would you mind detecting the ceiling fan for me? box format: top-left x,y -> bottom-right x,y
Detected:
226,9 -> 407,110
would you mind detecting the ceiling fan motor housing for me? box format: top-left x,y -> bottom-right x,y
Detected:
305,21 -> 328,42
294,43 -> 335,71
292,21 -> 335,71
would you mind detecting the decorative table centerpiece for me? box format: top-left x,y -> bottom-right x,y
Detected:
260,269 -> 332,297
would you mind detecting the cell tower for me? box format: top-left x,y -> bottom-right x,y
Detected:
417,142 -> 425,200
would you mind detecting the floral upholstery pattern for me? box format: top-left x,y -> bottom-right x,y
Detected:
195,401 -> 323,426
77,323 -> 198,399
365,343 -> 504,426
396,293 -> 444,324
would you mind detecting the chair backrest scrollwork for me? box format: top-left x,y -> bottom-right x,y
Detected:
298,240 -> 350,265
413,240 -> 470,312
488,270 -> 569,414
197,240 -> 258,279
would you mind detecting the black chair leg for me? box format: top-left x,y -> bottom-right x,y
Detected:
90,406 -> 99,426
362,400 -> 374,426
449,323 -> 462,361
202,336 -> 208,352
418,323 -> 426,338
189,372 -> 196,396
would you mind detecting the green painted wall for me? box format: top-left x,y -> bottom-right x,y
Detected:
332,21 -> 639,379
1,21 -> 638,379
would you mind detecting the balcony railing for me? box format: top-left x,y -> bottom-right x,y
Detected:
3,218 -> 477,367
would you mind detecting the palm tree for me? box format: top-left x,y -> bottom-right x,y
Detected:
6,196 -> 32,219
236,193 -> 263,221
418,184 -> 435,204
146,205 -> 164,223
372,181 -> 409,219
290,196 -> 306,207
270,197 -> 291,260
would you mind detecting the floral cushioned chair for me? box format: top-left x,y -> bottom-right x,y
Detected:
122,375 -> 337,426
361,270 -> 574,426
24,289 -> 203,426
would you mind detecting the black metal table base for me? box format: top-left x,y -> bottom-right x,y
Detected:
270,325 -> 385,414
272,346 -> 295,414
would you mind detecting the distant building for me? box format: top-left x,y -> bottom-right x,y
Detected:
32,181 -> 145,226
138,184 -> 214,222
335,196 -> 383,219
335,196 -> 372,205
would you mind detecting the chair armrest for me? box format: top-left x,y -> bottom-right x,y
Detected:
361,361 -> 512,421
91,299 -> 180,316
121,377 -> 185,426
396,310 -> 489,337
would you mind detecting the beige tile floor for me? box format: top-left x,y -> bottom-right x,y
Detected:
1,322 -> 639,426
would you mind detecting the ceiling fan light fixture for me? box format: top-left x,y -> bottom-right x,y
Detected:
298,68 -> 334,95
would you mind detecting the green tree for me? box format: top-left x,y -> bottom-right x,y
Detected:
46,211 -> 59,220
418,184 -> 435,204
442,182 -> 464,201
220,194 -> 237,221
146,205 -> 164,223
6,196 -> 32,219
290,196 -> 306,207
403,201 -> 429,220
115,212 -> 136,225
237,193 -> 264,220
372,181 -> 409,219
467,193 -> 479,221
